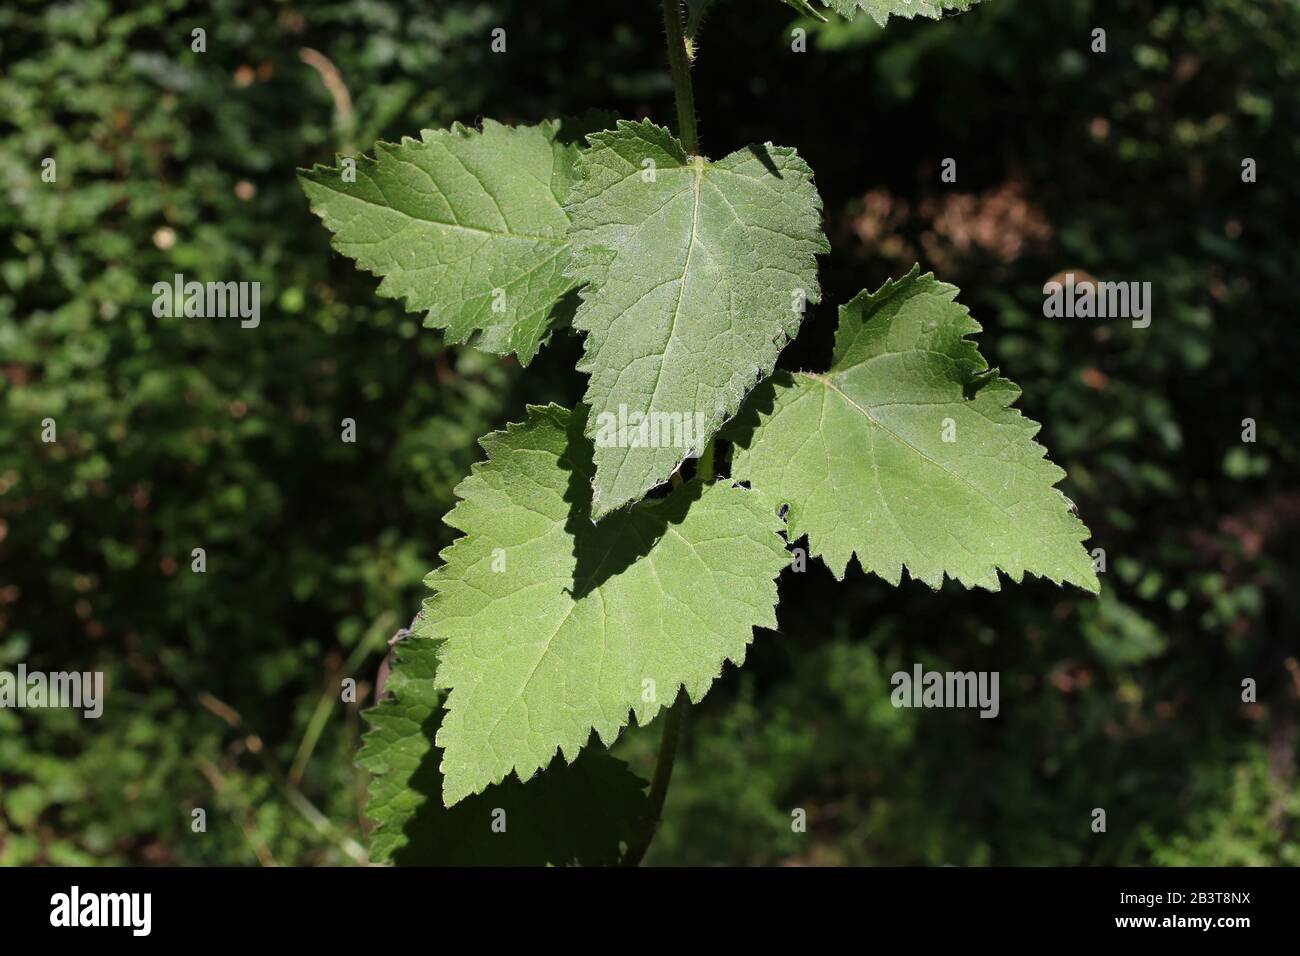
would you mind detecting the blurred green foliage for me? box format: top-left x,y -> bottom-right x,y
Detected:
2,0 -> 1297,865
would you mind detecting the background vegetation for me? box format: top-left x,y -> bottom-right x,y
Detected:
2,0 -> 1297,865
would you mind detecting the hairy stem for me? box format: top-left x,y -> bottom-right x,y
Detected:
624,689 -> 688,866
661,0 -> 700,154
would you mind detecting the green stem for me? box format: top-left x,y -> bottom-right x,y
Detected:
661,0 -> 700,154
624,689 -> 688,866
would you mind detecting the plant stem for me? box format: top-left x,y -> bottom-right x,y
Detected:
623,689 -> 688,866
661,0 -> 700,154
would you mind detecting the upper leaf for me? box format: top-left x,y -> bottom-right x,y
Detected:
299,118 -> 588,365
822,0 -> 990,26
729,266 -> 1099,593
360,632 -> 651,865
564,119 -> 828,518
425,403 -> 788,805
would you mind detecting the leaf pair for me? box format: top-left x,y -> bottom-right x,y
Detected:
301,117 -> 828,517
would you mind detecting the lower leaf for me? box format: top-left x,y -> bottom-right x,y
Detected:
424,404 -> 789,806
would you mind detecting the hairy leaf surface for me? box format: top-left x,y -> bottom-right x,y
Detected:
425,404 -> 788,805
359,633 -> 651,865
823,0 -> 990,26
300,119 -> 589,364
729,267 -> 1099,592
564,120 -> 828,518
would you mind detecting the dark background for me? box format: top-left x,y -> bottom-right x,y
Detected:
2,0 -> 1297,865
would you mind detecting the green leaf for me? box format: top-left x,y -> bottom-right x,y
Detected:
299,118 -> 590,365
425,403 -> 789,805
823,0 -> 990,26
564,119 -> 828,518
360,633 -> 652,865
729,267 -> 1099,593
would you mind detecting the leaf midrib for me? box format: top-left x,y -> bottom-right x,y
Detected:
602,157 -> 707,505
